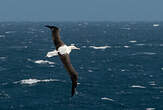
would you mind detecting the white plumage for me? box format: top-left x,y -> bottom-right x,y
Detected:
46,45 -> 80,58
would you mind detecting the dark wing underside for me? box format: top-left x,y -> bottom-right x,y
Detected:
58,54 -> 78,96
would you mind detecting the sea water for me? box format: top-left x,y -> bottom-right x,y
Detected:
0,22 -> 163,110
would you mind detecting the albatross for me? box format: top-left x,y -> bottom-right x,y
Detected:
45,25 -> 79,96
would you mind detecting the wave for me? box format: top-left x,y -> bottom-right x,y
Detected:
0,57 -> 6,60
89,46 -> 111,50
135,44 -> 145,46
0,91 -> 10,99
82,46 -> 86,48
5,31 -> 16,34
161,68 -> 163,70
129,40 -> 137,43
131,85 -> 146,88
0,35 -> 5,38
34,60 -> 55,65
88,70 -> 93,72
132,52 -> 157,56
153,24 -> 159,27
101,97 -> 114,101
148,81 -> 156,86
146,108 -> 156,110
120,27 -> 131,30
124,46 -> 130,48
14,78 -> 61,85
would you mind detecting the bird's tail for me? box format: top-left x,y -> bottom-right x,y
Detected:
71,74 -> 78,97
71,80 -> 77,97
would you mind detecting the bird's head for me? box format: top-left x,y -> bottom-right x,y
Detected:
45,25 -> 60,32
70,45 -> 80,50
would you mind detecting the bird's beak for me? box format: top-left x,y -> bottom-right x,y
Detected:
45,25 -> 53,29
75,47 -> 80,50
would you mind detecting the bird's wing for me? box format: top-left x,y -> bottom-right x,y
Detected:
46,50 -> 58,57
58,54 -> 78,96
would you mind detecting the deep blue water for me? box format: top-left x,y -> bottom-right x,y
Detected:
0,22 -> 163,110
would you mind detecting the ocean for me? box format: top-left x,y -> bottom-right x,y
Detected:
0,22 -> 163,110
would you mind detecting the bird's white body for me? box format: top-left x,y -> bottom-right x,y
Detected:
46,45 -> 80,57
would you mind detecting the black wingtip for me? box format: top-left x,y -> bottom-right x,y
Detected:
71,88 -> 76,97
44,25 -> 53,29
71,81 -> 78,97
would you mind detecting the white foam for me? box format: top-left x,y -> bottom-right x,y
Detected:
153,24 -> 159,27
88,70 -> 93,72
120,27 -> 131,30
0,57 -> 6,60
34,60 -> 55,64
142,52 -> 156,55
129,40 -> 137,43
148,81 -> 156,86
124,46 -> 130,48
101,97 -> 114,101
131,85 -> 146,88
146,108 -> 156,110
0,91 -> 10,99
121,69 -> 126,72
135,44 -> 145,46
14,78 -> 60,85
5,31 -> 16,34
132,52 -> 156,56
82,46 -> 86,48
159,44 -> 163,46
89,46 -> 111,50
0,35 -> 5,38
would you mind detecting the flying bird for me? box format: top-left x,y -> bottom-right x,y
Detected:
45,25 -> 79,96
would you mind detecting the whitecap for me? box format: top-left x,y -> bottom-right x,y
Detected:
159,44 -> 163,46
121,69 -> 126,72
153,24 -> 159,27
89,46 -> 111,50
0,91 -> 10,99
135,44 -> 145,46
124,46 -> 130,48
0,35 -> 5,38
146,108 -> 156,110
148,81 -> 156,86
78,23 -> 82,26
101,97 -> 114,101
142,52 -> 156,55
120,27 -> 131,30
132,52 -> 156,56
82,46 -> 86,48
34,60 -> 55,64
129,40 -> 137,43
88,70 -> 93,72
5,31 -> 16,34
0,57 -> 6,60
131,85 -> 146,88
14,78 -> 60,85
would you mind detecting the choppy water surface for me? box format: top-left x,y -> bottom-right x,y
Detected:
0,22 -> 163,110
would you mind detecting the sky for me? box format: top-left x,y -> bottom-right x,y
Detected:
0,0 -> 163,21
